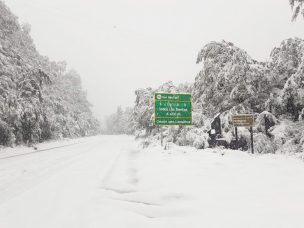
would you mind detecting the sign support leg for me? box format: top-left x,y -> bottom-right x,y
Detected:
161,126 -> 163,147
250,126 -> 254,154
235,127 -> 238,150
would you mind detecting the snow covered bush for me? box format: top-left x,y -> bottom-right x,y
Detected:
285,123 -> 304,153
253,133 -> 276,154
140,137 -> 153,149
222,131 -> 234,144
193,136 -> 209,149
0,120 -> 14,146
255,111 -> 279,133
134,129 -> 147,139
270,121 -> 288,149
270,120 -> 304,154
174,127 -> 209,149
192,110 -> 206,127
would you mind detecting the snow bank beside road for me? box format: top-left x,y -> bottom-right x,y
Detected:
103,143 -> 304,228
1,136 -> 304,228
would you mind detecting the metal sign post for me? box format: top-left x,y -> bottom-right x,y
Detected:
232,114 -> 255,153
250,126 -> 254,154
158,126 -> 163,147
235,127 -> 238,150
161,126 -> 164,147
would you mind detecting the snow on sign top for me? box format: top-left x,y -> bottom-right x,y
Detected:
154,93 -> 192,126
232,114 -> 255,127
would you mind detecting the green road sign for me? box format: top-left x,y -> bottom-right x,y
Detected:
154,93 -> 192,126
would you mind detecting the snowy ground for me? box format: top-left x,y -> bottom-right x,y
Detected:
0,135 -> 304,228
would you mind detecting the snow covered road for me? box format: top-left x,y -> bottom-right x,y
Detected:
1,135 -> 304,228
0,135 -> 137,227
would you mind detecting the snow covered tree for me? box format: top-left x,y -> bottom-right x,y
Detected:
108,106 -> 123,134
132,87 -> 154,133
120,107 -> 134,134
0,1 -> 100,145
131,81 -> 183,134
290,0 -> 304,21
193,41 -> 269,118
104,106 -> 134,135
269,38 -> 304,118
269,38 -> 304,88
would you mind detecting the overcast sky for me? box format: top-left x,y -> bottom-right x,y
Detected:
3,0 -> 304,119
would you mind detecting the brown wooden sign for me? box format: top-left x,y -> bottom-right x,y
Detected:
232,115 -> 254,127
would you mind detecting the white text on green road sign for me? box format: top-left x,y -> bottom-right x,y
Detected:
154,93 -> 192,126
